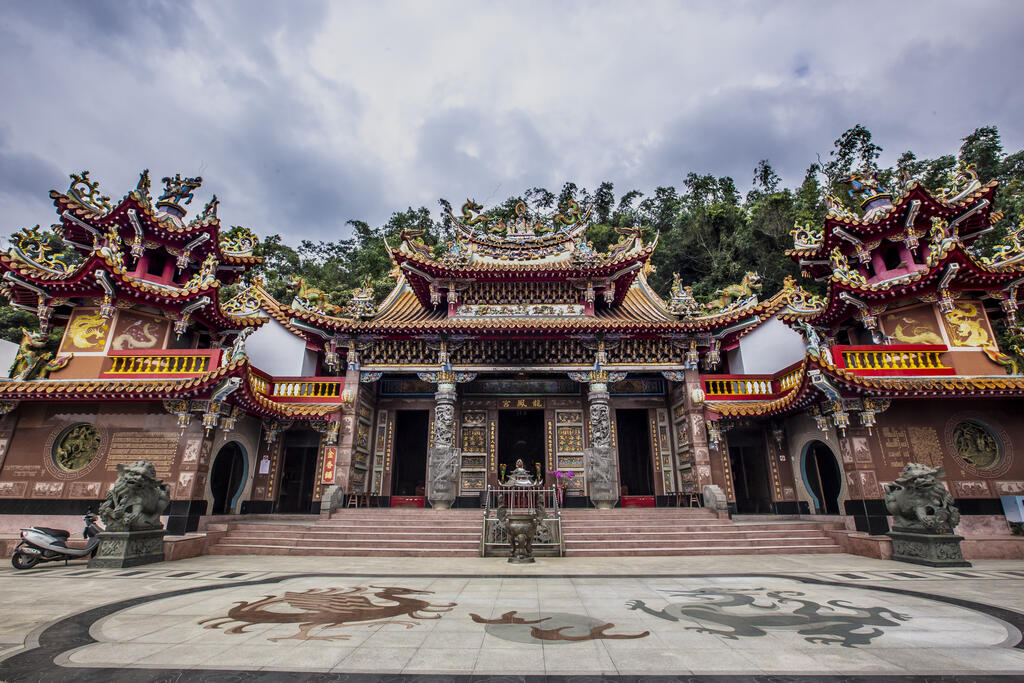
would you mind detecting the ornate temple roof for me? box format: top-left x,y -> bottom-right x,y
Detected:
780,167 -> 1024,331
51,170 -> 261,270
1,171 -> 264,336
388,200 -> 656,308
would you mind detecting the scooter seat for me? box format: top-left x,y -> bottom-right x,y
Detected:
32,527 -> 70,538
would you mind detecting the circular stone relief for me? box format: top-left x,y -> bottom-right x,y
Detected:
951,420 -> 1002,472
52,423 -> 102,473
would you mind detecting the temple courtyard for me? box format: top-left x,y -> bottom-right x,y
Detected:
0,554 -> 1023,680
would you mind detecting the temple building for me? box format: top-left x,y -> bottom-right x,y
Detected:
1,166 -> 1023,555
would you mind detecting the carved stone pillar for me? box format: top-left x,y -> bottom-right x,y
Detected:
330,347 -> 362,496
682,368 -> 715,491
585,380 -> 618,509
427,381 -> 459,509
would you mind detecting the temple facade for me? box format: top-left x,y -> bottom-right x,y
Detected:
1,166 -> 1023,544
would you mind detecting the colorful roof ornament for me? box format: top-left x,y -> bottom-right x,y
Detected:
344,276 -> 377,319
66,170 -> 112,214
703,271 -> 763,313
667,273 -> 701,316
7,225 -> 70,275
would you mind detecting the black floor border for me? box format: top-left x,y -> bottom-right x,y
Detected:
1,571 -> 1023,682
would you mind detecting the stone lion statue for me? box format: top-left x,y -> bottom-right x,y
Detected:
99,461 -> 171,531
883,463 -> 960,532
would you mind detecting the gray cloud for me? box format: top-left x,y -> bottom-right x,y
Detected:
1,0 -> 1022,243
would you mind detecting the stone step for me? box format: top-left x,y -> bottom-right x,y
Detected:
219,540 -> 479,548
315,520 -> 482,528
564,544 -> 844,556
222,531 -> 480,542
229,522 -> 482,532
564,536 -> 835,550
208,544 -> 478,557
561,529 -> 836,541
559,523 -> 824,533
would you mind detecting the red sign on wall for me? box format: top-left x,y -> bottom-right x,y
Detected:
322,446 -> 337,484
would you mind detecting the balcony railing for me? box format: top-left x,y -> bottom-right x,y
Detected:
702,361 -> 803,400
703,376 -> 776,398
248,370 -> 346,403
831,344 -> 954,376
101,349 -> 222,379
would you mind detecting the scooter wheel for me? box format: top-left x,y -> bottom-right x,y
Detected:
11,551 -> 39,570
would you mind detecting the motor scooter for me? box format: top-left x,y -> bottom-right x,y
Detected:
11,511 -> 103,569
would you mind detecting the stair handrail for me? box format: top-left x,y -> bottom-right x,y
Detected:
479,485 -> 491,557
552,483 -> 565,557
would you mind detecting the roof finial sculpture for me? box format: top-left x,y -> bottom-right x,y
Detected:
345,276 -> 377,319
667,273 -> 700,316
198,194 -> 219,221
840,172 -> 892,221
704,272 -> 762,313
158,173 -> 203,208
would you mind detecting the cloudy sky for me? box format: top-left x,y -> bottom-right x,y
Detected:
1,1 -> 1022,243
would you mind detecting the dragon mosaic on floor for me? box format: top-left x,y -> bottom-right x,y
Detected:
626,587 -> 910,647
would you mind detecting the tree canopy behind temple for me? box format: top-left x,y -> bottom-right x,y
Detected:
3,124 -> 1023,344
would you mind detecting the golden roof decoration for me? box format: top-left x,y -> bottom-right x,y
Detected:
287,276 -> 342,315
221,292 -> 262,319
939,161 -> 983,204
703,271 -> 763,313
981,216 -> 1024,266
66,170 -> 112,214
7,225 -> 70,275
219,226 -> 260,257
789,221 -> 823,250
829,246 -> 867,286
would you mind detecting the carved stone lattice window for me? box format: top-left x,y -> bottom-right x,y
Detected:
52,423 -> 101,472
951,420 -> 1002,471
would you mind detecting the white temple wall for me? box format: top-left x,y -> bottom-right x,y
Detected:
735,317 -> 806,374
244,318 -> 310,376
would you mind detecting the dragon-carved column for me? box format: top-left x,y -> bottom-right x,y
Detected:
681,368 -> 718,494
585,378 -> 618,509
426,378 -> 459,509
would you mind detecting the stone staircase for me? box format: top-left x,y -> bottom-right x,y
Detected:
560,508 -> 844,556
206,509 -> 481,557
204,507 -> 844,557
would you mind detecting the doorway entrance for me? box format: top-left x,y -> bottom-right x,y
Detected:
276,429 -> 320,513
210,442 -> 247,514
615,409 -> 654,496
391,410 -> 429,497
728,430 -> 772,514
498,410 -> 545,482
803,440 -> 843,514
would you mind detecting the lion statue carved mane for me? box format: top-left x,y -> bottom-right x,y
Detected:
98,460 -> 171,531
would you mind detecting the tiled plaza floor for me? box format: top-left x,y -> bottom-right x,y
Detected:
1,553 -> 1023,680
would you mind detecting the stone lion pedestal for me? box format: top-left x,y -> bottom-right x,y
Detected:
88,460 -> 170,569
89,529 -> 167,568
884,463 -> 970,568
887,529 -> 970,568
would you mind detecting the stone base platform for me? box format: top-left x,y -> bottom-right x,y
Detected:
88,529 -> 166,568
888,528 -> 971,567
